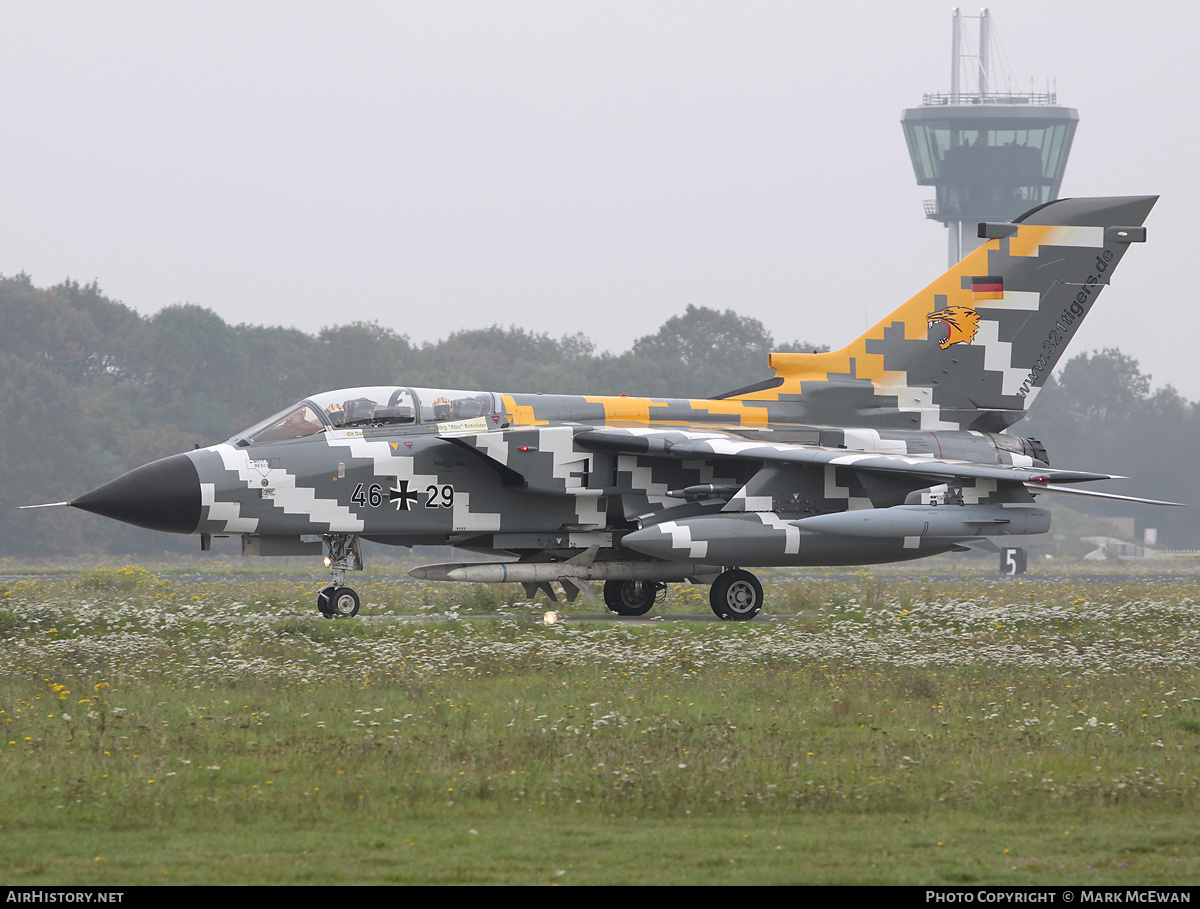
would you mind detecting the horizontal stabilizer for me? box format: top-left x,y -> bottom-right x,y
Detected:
1024,483 -> 1183,507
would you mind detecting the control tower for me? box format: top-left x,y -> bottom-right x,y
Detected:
901,9 -> 1078,264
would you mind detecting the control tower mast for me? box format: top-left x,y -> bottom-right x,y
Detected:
901,9 -> 1078,265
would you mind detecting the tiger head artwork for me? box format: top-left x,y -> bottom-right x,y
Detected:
926,305 -> 980,350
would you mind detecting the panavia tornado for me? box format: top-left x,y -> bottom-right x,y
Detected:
50,196 -> 1173,619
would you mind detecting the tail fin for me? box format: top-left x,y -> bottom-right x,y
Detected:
731,196 -> 1157,432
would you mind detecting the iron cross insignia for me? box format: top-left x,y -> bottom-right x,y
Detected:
389,480 -> 420,511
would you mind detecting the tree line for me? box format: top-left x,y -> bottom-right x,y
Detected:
3,273 -> 1194,556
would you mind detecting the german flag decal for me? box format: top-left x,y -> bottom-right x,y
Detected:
971,276 -> 1004,300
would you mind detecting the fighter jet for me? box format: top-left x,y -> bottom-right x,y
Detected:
53,196 -> 1171,619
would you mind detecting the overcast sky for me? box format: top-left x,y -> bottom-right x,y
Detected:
2,1 -> 1195,397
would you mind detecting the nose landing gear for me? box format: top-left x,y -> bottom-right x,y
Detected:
317,533 -> 363,618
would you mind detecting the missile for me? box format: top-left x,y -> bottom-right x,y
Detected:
406,563 -> 468,581
790,504 -> 1050,539
408,560 -> 715,584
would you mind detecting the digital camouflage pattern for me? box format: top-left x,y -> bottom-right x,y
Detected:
62,196 -> 1166,619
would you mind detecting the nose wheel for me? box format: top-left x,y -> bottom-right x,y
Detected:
317,585 -> 360,618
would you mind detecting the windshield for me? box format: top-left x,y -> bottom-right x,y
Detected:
241,404 -> 326,443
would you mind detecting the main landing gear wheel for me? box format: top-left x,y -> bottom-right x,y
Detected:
709,569 -> 763,621
317,586 -> 360,618
603,580 -> 661,616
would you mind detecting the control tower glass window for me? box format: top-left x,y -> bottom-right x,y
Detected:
902,116 -> 1075,221
904,122 -> 1071,187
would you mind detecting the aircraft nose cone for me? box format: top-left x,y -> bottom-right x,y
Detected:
71,453 -> 202,534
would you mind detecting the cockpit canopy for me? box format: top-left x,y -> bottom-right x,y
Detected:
311,387 -> 419,428
235,386 -> 498,444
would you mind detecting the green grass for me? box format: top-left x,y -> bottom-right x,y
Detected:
2,569 -> 1200,884
5,813 -> 1195,885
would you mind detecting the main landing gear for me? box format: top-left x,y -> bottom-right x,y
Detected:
599,570 -> 764,621
317,533 -> 362,619
709,569 -> 763,621
602,580 -> 665,616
